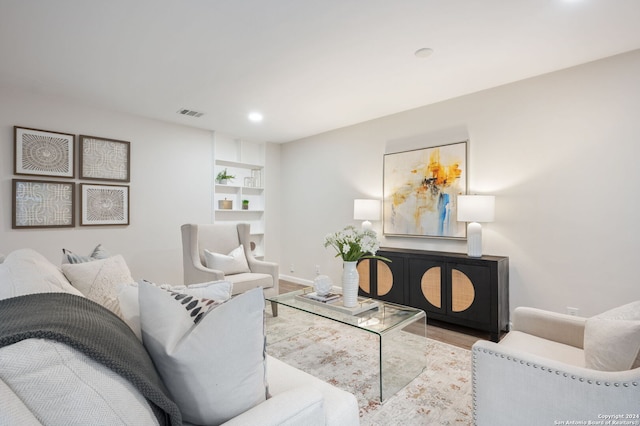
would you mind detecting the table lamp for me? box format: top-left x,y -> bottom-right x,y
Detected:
353,199 -> 381,230
457,195 -> 495,257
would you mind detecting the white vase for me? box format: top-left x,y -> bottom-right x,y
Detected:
342,261 -> 359,308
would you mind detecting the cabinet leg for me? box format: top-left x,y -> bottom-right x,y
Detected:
490,333 -> 499,342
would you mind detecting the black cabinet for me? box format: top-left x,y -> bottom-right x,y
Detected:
358,248 -> 509,342
356,251 -> 405,304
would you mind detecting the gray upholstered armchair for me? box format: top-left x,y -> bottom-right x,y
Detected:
472,303 -> 640,426
181,223 -> 279,314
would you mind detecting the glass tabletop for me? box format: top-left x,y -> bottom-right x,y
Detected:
267,287 -> 425,335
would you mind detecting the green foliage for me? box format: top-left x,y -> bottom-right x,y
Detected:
216,168 -> 235,182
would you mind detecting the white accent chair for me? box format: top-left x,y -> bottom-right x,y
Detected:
472,305 -> 640,426
181,223 -> 279,315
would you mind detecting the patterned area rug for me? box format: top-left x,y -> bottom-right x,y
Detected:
266,305 -> 473,426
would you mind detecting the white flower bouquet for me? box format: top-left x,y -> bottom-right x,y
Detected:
323,225 -> 390,262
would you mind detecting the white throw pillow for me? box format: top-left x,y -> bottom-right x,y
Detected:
204,244 -> 250,275
61,244 -> 111,264
117,279 -> 234,340
584,301 -> 640,371
139,283 -> 267,425
62,255 -> 135,318
0,249 -> 83,300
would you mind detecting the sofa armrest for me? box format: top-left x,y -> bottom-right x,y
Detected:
221,386 -> 325,426
512,307 -> 586,348
472,340 -> 640,426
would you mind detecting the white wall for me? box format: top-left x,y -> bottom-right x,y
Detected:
0,85 -> 213,284
265,142 -> 282,265
279,49 -> 640,317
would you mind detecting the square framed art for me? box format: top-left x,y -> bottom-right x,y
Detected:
12,179 -> 75,228
14,126 -> 75,178
80,183 -> 129,226
383,141 -> 467,239
79,135 -> 130,182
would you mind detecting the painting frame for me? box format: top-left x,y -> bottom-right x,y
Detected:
12,179 -> 75,229
14,126 -> 75,178
80,183 -> 130,226
79,135 -> 131,182
383,140 -> 468,239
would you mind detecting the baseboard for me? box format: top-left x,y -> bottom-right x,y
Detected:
279,274 -> 313,286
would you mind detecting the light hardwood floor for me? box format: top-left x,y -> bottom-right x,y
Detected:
278,280 -> 491,350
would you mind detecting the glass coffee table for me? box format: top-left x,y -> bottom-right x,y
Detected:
266,287 -> 427,401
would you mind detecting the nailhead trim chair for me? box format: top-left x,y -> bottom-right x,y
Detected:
472,306 -> 640,425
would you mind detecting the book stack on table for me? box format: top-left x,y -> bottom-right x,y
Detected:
295,291 -> 380,315
299,292 -> 341,303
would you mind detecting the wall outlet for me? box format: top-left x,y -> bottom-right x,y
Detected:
315,264 -> 320,275
566,307 -> 579,316
289,264 -> 295,273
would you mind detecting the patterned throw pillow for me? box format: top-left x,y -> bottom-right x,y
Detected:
117,280 -> 234,340
139,283 -> 267,425
145,280 -> 223,323
61,255 -> 135,318
61,244 -> 111,264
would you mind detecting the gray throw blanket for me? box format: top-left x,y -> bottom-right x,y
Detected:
0,293 -> 182,426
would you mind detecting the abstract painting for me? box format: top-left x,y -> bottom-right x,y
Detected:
14,126 -> 75,178
383,141 -> 467,239
80,184 -> 129,226
12,179 -> 75,228
80,135 -> 130,182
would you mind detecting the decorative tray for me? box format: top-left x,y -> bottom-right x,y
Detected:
295,293 -> 379,315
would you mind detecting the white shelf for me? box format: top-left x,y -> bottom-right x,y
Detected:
215,159 -> 263,170
215,184 -> 264,191
215,209 -> 264,213
213,136 -> 267,259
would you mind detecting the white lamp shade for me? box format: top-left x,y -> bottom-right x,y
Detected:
457,195 -> 495,223
354,199 -> 381,221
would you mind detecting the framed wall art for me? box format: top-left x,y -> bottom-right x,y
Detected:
12,179 -> 75,229
80,183 -> 129,226
14,126 -> 75,178
79,135 -> 130,182
383,141 -> 467,239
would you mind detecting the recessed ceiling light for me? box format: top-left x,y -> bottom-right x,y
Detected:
248,112 -> 263,122
414,48 -> 434,59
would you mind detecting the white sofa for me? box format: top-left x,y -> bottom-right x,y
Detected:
472,305 -> 640,426
0,249 -> 359,426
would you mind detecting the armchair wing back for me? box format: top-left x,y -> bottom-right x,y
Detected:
181,223 -> 279,301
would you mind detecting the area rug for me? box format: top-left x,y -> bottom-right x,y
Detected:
266,305 -> 473,426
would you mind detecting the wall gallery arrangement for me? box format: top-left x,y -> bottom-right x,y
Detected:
12,179 -> 75,228
14,127 -> 75,178
79,135 -> 130,182
383,141 -> 467,239
80,184 -> 129,226
11,126 -> 131,229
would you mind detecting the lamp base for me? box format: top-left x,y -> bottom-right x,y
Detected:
361,220 -> 372,230
467,222 -> 483,257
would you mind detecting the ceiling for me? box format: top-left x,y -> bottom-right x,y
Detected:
1,1 -> 639,143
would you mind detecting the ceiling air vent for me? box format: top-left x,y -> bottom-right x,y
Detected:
177,108 -> 204,118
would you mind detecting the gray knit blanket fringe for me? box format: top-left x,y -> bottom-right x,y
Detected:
0,292 -> 182,426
